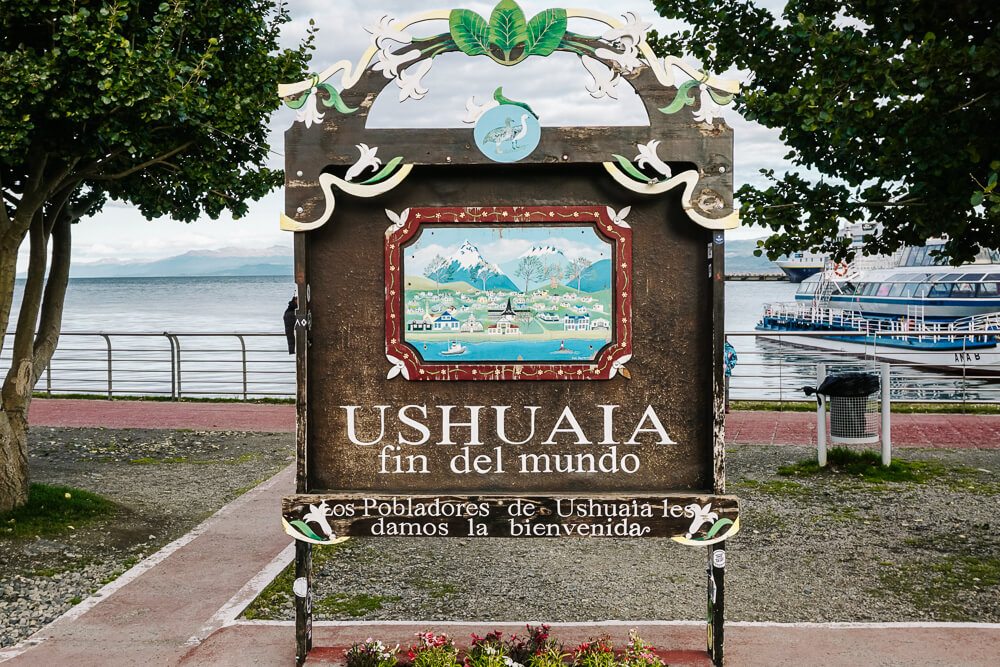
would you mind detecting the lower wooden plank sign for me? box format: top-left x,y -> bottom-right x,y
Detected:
282,494 -> 739,546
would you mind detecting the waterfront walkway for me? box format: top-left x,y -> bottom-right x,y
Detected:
2,399 -> 998,666
27,398 -> 1000,448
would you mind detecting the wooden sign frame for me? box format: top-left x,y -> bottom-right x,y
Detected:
279,3 -> 740,665
384,206 -> 632,381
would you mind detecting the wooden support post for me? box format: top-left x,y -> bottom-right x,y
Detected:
294,540 -> 313,665
293,231 -> 312,664
708,544 -> 726,666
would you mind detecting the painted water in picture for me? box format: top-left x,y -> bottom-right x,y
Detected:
401,225 -> 615,363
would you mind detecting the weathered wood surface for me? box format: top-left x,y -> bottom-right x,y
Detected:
302,170 -> 719,494
283,493 -> 739,540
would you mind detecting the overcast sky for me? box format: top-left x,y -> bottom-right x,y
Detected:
53,0 -> 789,269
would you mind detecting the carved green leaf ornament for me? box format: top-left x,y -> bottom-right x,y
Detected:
526,8 -> 568,56
449,9 -> 490,56
449,1 -> 568,65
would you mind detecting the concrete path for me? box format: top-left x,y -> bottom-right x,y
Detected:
2,400 -> 999,665
0,465 -> 295,667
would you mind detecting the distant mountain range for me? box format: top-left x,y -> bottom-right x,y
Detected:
47,237 -> 778,280
724,238 -> 783,274
60,246 -> 293,278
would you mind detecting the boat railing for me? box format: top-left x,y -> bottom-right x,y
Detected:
760,301 -> 1000,343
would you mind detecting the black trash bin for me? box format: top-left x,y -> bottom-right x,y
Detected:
803,372 -> 880,443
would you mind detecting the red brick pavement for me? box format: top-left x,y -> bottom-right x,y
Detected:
26,399 -> 1000,448
724,410 -> 1000,448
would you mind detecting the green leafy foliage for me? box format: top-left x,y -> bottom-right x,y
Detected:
449,2 -> 570,65
648,0 -> 999,264
449,9 -> 491,56
525,9 -> 568,56
0,0 -> 313,223
488,0 -> 529,62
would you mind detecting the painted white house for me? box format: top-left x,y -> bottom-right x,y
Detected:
460,314 -> 484,333
537,311 -> 560,322
487,320 -> 520,336
591,318 -> 610,331
563,314 -> 591,331
433,312 -> 461,331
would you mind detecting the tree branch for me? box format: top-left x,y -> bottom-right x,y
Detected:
33,206 -> 74,381
757,198 -> 925,211
945,93 -> 988,115
0,172 -> 11,229
2,213 -> 47,413
89,142 -> 194,181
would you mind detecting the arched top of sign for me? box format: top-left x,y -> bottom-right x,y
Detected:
278,2 -> 740,233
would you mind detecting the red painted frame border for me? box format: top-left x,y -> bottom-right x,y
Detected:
385,206 -> 632,381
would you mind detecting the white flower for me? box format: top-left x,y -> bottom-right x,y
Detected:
595,13 -> 649,74
684,502 -> 719,539
634,140 -> 672,179
372,46 -> 420,79
582,55 -> 620,99
295,87 -> 325,128
386,353 -> 409,380
594,46 -> 643,73
346,143 -> 382,182
606,205 -> 632,228
302,500 -> 334,538
601,12 -> 652,47
692,84 -> 725,125
385,208 -> 410,235
364,14 -> 413,50
609,353 -> 632,379
397,59 -> 433,102
463,95 -> 499,124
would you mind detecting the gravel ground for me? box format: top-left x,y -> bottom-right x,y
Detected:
247,445 -> 1000,625
0,426 -> 293,649
4,430 -> 999,651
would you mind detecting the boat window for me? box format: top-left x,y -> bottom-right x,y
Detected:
941,273 -> 963,281
876,283 -> 892,297
888,283 -> 905,296
913,283 -> 931,297
960,273 -> 984,281
900,248 -> 915,266
952,283 -> 976,298
928,283 -> 952,297
927,273 -> 947,282
986,273 -> 1000,281
911,246 -> 928,266
839,282 -> 856,295
978,282 -> 999,297
863,283 -> 879,296
901,283 -> 918,297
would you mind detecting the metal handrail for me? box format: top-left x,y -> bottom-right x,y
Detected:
2,331 -> 293,400
4,330 -> 999,405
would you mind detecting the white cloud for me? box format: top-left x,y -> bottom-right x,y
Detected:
66,0 -> 792,267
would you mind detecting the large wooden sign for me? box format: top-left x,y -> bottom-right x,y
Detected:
279,3 -> 740,664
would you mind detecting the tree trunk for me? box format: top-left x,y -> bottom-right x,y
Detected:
0,411 -> 29,513
0,190 -> 76,513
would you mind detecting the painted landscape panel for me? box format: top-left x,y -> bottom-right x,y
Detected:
401,224 -> 614,363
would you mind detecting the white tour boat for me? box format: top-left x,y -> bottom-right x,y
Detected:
757,241 -> 1000,372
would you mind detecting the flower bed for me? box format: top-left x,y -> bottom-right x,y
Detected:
345,626 -> 668,667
